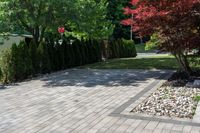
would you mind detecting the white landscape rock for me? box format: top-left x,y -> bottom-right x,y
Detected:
132,86 -> 200,119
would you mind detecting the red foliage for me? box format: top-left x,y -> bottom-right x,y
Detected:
122,0 -> 200,51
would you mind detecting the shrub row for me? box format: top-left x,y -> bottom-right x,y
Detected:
0,38 -> 137,83
108,39 -> 137,59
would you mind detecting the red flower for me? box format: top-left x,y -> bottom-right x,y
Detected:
58,27 -> 65,33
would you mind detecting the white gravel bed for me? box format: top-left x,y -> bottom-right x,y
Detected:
132,86 -> 200,119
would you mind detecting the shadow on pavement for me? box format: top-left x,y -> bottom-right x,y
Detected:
41,69 -> 170,88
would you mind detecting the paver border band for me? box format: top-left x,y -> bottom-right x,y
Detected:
109,72 -> 200,127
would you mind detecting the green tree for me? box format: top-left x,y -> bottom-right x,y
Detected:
1,0 -> 113,41
69,0 -> 114,39
107,0 -> 131,39
0,1 -> 10,35
1,0 -> 74,44
145,34 -> 160,51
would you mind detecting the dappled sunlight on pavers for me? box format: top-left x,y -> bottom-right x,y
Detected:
0,69 -> 199,132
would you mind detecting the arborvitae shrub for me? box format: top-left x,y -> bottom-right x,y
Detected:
10,41 -> 32,81
96,40 -> 102,61
0,37 -> 137,83
10,43 -> 19,81
67,42 -> 74,68
109,40 -> 116,59
54,42 -> 62,70
115,40 -> 120,58
79,40 -> 86,65
0,49 -> 12,83
29,40 -> 38,75
72,40 -> 82,66
20,41 -> 33,78
69,42 -> 76,67
84,39 -> 90,63
37,41 -> 51,74
89,39 -> 95,63
59,42 -> 65,69
122,39 -> 137,57
0,67 -> 3,81
83,40 -> 89,64
108,39 -> 137,59
62,39 -> 70,68
47,40 -> 56,71
1,41 -> 33,82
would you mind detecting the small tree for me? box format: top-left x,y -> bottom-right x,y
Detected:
1,0 -> 74,44
122,0 -> 200,75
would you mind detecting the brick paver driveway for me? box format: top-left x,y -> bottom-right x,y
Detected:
0,69 -> 199,133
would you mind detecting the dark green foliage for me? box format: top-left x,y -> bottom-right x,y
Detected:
0,37 -> 137,83
83,40 -> 89,64
72,40 -> 82,66
59,41 -> 66,68
79,40 -> 86,65
0,41 -> 33,82
0,67 -> 3,81
9,43 -> 20,81
62,39 -> 71,68
53,42 -> 62,70
46,40 -> 56,71
10,42 -> 32,81
18,41 -> 33,79
108,39 -> 137,59
87,39 -> 94,63
107,0 -> 131,39
29,40 -> 39,75
96,40 -> 102,62
0,49 -> 12,83
37,41 -> 51,74
68,43 -> 76,67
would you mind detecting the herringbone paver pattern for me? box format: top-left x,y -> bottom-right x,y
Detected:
0,69 -> 199,133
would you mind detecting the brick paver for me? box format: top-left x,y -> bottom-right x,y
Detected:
0,69 -> 199,133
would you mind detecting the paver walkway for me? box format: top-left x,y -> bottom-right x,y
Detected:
0,69 -> 199,133
137,53 -> 169,58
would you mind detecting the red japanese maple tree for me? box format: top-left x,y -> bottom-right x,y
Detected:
122,0 -> 200,75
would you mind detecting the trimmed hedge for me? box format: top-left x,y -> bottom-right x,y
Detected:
108,39 -> 137,59
0,38 -> 137,83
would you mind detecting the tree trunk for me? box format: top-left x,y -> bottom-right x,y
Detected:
33,26 -> 40,45
39,27 -> 46,43
32,26 -> 46,45
174,52 -> 192,76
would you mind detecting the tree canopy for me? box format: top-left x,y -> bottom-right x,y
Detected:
0,1 -> 10,35
70,0 -> 114,39
107,0 -> 131,39
0,0 -> 113,42
122,0 -> 200,74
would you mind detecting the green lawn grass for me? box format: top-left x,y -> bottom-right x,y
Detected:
81,55 -> 179,70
